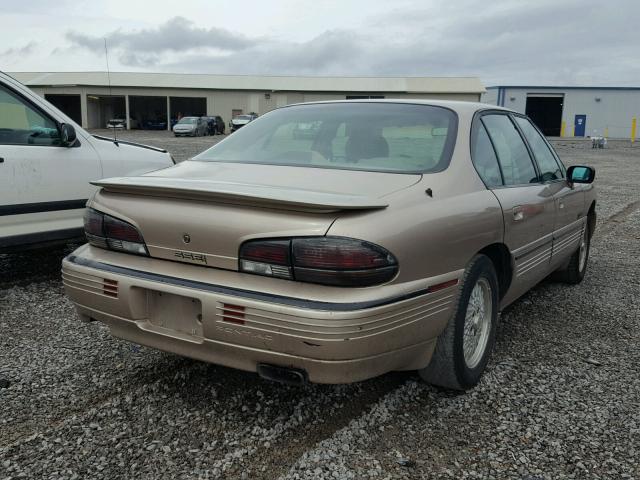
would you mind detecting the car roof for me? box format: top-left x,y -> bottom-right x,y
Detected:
283,98 -> 513,116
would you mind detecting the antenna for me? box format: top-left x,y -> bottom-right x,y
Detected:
103,38 -> 118,144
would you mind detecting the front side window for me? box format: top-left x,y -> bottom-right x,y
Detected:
194,103 -> 458,174
481,114 -> 538,185
0,85 -> 60,146
471,121 -> 503,187
514,116 -> 564,181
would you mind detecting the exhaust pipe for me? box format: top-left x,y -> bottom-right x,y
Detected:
257,363 -> 308,386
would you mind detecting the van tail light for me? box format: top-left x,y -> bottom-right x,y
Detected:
239,237 -> 397,287
83,208 -> 148,256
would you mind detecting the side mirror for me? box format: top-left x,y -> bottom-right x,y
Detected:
60,123 -> 77,147
567,165 -> 595,184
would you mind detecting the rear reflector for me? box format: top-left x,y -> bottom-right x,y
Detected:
222,303 -> 245,324
103,279 -> 118,297
428,279 -> 459,293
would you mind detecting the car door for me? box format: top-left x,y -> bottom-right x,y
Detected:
0,81 -> 101,247
476,112 -> 557,305
513,115 -> 586,267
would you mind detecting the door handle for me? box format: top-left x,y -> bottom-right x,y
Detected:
513,206 -> 524,221
0,157 -> 4,164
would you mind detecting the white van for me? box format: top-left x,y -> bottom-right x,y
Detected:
0,72 -> 174,252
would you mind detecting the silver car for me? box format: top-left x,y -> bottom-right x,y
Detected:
173,116 -> 207,137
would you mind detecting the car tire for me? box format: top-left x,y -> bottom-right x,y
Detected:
419,254 -> 499,390
555,223 -> 591,285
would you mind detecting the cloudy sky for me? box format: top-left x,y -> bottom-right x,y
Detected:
1,0 -> 638,86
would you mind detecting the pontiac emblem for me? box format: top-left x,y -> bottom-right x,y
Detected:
182,233 -> 191,244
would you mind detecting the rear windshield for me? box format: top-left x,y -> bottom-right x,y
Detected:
194,103 -> 457,173
178,117 -> 198,124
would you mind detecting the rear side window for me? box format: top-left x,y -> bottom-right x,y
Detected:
514,116 -> 564,181
0,85 -> 60,146
481,114 -> 538,185
471,122 -> 503,187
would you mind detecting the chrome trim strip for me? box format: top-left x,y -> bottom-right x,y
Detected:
517,250 -> 552,277
215,298 -> 453,336
512,233 -> 553,261
553,217 -> 586,240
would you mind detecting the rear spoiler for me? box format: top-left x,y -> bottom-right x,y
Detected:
91,177 -> 389,213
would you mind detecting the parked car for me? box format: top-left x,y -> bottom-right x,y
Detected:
0,71 -> 174,252
173,116 -> 207,137
204,116 -> 225,135
106,118 -> 126,129
143,119 -> 168,130
229,113 -> 258,132
108,118 -> 138,129
63,100 -> 596,389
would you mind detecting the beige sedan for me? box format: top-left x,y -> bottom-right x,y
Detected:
63,100 -> 596,389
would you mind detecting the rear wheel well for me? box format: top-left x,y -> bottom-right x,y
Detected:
478,243 -> 512,300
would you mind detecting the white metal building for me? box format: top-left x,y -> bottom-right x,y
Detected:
484,86 -> 640,139
9,72 -> 485,131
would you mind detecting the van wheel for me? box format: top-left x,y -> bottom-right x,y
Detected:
419,254 -> 499,390
556,225 -> 591,284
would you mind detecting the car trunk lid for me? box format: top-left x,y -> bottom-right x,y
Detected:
90,161 -> 420,270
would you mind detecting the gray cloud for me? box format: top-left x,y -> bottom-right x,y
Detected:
66,16 -> 256,66
1,41 -> 37,58
62,2 -> 640,86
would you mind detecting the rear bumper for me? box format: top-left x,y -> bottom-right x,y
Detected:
62,247 -> 460,383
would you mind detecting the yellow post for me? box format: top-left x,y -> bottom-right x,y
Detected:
604,127 -> 609,138
632,117 -> 637,143
571,125 -> 575,137
560,121 -> 566,137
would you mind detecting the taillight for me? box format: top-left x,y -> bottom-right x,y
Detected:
239,240 -> 292,279
104,216 -> 144,243
239,237 -> 397,287
83,208 -> 148,256
293,238 -> 393,269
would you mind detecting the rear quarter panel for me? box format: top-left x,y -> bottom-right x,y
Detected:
328,185 -> 503,285
328,113 -> 505,285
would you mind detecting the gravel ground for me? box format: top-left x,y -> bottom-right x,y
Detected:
1,135 -> 639,479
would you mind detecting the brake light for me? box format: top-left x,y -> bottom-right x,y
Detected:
241,240 -> 289,265
239,237 -> 397,287
83,208 -> 148,256
293,237 -> 393,269
104,216 -> 144,243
